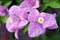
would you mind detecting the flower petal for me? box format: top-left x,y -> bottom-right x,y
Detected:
32,0 -> 39,8
28,22 -> 46,37
19,1 -> 31,8
15,29 -> 19,39
20,0 -> 39,8
28,9 -> 39,22
6,17 -> 19,32
48,23 -> 58,29
0,6 -> 8,16
42,13 -> 57,29
18,17 -> 28,29
9,5 -> 21,16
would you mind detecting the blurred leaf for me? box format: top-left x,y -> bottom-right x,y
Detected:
48,2 -> 60,8
0,16 -> 8,23
2,0 -> 12,7
10,33 -> 15,40
43,0 -> 60,8
0,0 -> 2,5
23,23 -> 29,34
44,7 -> 53,13
39,4 -> 48,11
56,12 -> 60,32
33,34 -> 48,40
16,0 -> 23,5
46,30 -> 60,40
4,1 -> 12,7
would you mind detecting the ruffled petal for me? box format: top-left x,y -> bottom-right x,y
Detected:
28,22 -> 46,37
28,9 -> 39,22
9,5 -> 21,16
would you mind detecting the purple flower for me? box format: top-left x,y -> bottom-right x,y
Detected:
0,6 -> 8,16
6,5 -> 28,39
28,9 -> 58,37
19,0 -> 39,9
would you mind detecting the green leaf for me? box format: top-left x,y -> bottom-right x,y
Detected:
4,1 -> 12,7
16,0 -> 23,5
33,34 -> 48,40
46,30 -> 60,40
23,23 -> 29,34
43,0 -> 60,8
0,0 -> 2,5
0,16 -> 8,23
39,4 -> 48,11
10,33 -> 15,40
44,7 -> 53,13
48,2 -> 60,8
2,0 -> 12,7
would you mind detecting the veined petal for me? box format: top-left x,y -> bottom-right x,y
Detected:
28,22 -> 46,37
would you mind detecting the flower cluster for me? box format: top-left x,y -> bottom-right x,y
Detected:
0,0 -> 58,39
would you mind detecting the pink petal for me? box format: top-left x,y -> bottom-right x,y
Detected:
19,0 -> 39,8
9,5 -> 21,16
28,22 -> 46,37
53,13 -> 56,17
42,13 -> 57,29
28,9 -> 39,22
48,23 -> 58,29
18,17 -> 28,29
6,17 -> 19,32
0,6 -> 8,16
15,29 -> 19,39
32,0 -> 39,8
19,1 -> 32,8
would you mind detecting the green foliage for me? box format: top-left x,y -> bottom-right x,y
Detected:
16,0 -> 23,5
10,33 -> 15,40
0,0 -> 2,5
0,0 -> 12,7
42,0 -> 60,8
0,16 -> 8,23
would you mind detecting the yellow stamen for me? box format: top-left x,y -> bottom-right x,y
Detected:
38,17 -> 44,24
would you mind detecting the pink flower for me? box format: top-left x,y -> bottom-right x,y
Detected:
28,9 -> 58,37
0,6 -> 8,16
6,5 -> 28,39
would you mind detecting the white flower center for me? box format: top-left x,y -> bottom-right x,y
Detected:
9,17 -> 13,23
38,17 -> 44,24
